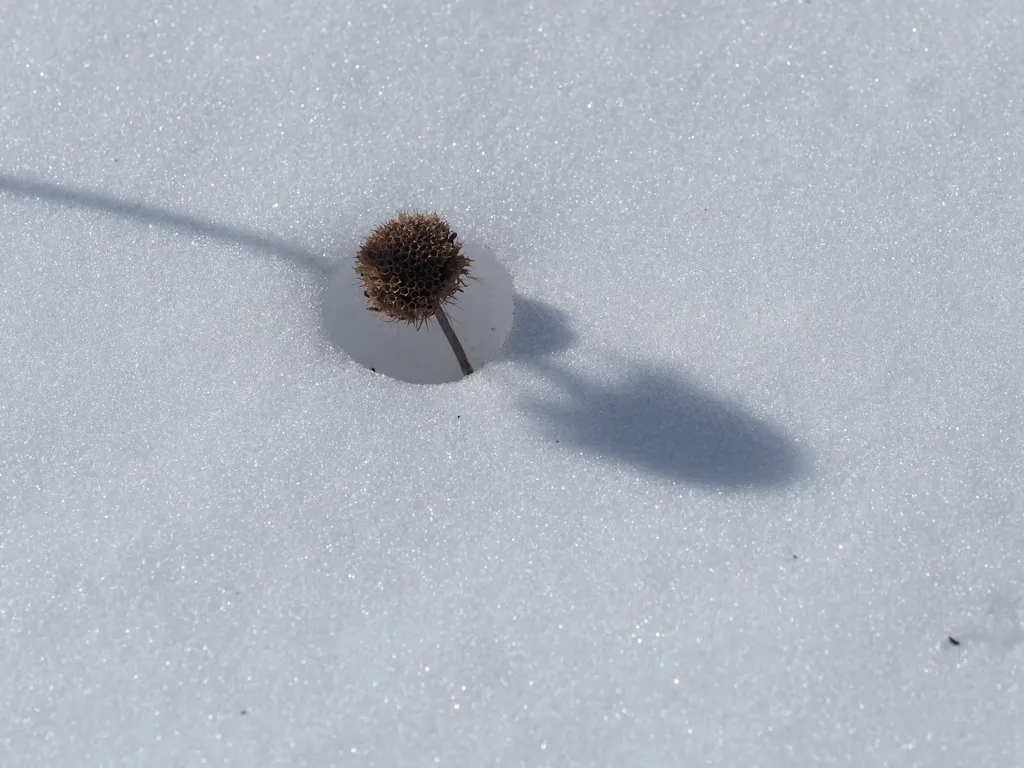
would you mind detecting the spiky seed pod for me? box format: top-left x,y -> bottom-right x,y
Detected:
355,212 -> 472,328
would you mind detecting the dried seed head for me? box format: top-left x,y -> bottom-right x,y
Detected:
355,212 -> 471,327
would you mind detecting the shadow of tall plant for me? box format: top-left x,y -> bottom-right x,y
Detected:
503,296 -> 807,489
1,173 -> 807,489
0,174 -> 336,278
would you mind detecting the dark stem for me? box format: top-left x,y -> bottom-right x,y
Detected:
434,307 -> 474,376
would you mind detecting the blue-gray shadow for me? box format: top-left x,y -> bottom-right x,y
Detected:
501,294 -> 576,360
0,174 -> 336,278
505,296 -> 806,489
2,174 -> 806,488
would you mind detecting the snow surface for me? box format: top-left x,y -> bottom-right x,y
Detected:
2,0 -> 1023,765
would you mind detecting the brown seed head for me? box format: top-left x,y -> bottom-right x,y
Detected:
355,212 -> 471,327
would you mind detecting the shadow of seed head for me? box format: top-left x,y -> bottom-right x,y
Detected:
355,212 -> 472,327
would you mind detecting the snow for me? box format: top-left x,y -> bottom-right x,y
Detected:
1,0 -> 1023,765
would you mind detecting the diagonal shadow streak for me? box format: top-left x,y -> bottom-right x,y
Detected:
526,362 -> 805,488
1,177 -> 806,488
506,296 -> 807,489
0,174 -> 336,278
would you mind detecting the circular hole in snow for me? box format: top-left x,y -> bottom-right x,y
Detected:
323,242 -> 515,384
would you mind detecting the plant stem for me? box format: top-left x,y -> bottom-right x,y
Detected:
434,307 -> 473,376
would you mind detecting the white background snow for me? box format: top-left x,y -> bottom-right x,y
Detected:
2,0 -> 1023,765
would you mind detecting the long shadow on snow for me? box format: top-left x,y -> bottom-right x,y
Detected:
0,174 -> 336,278
2,174 -> 805,488
505,296 -> 805,489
